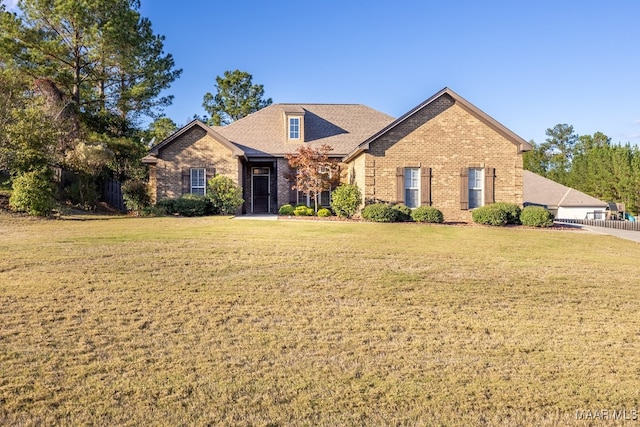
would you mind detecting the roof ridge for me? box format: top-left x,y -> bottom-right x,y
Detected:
557,188 -> 572,206
273,103 -> 369,106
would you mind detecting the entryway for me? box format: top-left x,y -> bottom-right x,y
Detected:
251,167 -> 270,213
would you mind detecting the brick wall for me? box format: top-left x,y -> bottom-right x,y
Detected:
276,158 -> 294,209
150,127 -> 241,201
355,94 -> 525,222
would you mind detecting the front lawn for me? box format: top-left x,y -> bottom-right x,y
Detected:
1,216 -> 638,425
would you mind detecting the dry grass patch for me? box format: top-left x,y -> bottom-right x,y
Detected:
1,216 -> 639,425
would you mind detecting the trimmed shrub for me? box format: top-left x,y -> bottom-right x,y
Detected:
122,179 -> 151,215
207,175 -> 243,214
411,206 -> 444,223
472,204 -> 508,226
140,205 -> 167,217
520,205 -> 554,227
317,208 -> 332,217
361,203 -> 397,222
154,198 -> 176,215
278,204 -> 295,215
331,184 -> 362,218
392,204 -> 413,222
493,202 -> 522,225
9,170 -> 55,216
294,205 -> 314,216
173,194 -> 211,217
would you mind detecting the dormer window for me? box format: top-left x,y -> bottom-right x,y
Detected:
283,106 -> 305,142
289,117 -> 300,139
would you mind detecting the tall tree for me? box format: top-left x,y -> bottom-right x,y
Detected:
145,116 -> 178,145
567,131 -> 611,194
525,124 -> 640,215
522,140 -> 549,176
202,69 -> 272,126
0,0 -> 181,209
0,0 -> 181,136
0,67 -> 61,175
541,123 -> 578,185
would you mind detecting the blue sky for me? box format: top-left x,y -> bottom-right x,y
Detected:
4,1 -> 640,145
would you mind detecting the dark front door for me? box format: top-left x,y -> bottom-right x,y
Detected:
252,174 -> 270,213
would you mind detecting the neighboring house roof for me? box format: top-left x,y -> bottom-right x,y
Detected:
523,170 -> 608,209
211,104 -> 395,157
142,120 -> 245,163
343,87 -> 533,162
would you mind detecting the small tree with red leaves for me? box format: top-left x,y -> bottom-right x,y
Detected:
285,144 -> 339,213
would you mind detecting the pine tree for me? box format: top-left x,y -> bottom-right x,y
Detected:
202,70 -> 272,126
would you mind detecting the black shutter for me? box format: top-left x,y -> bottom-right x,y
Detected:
460,168 -> 469,210
420,167 -> 431,206
396,167 -> 404,204
484,167 -> 495,205
181,169 -> 190,195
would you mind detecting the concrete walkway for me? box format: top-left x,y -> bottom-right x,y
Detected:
558,222 -> 640,243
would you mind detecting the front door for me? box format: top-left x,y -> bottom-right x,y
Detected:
252,168 -> 270,213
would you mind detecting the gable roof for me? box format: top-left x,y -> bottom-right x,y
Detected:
142,120 -> 245,163
211,104 -> 395,157
523,171 -> 608,208
343,87 -> 533,162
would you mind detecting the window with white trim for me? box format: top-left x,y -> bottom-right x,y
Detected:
468,167 -> 484,209
319,165 -> 332,207
289,117 -> 300,139
294,165 -> 333,207
190,168 -> 206,196
404,167 -> 420,208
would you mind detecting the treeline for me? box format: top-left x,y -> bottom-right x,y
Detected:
0,0 -> 181,214
524,124 -> 640,214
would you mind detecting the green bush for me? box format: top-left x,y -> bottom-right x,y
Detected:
207,175 -> 244,214
156,195 -> 211,217
154,198 -> 176,215
392,204 -> 413,222
278,204 -> 295,215
471,204 -> 508,226
140,205 -> 167,217
177,194 -> 212,216
9,170 -> 55,216
293,205 -> 314,216
317,208 -> 332,217
493,202 -> 522,225
520,205 -> 554,227
121,179 -> 151,215
331,184 -> 362,218
361,203 -> 397,222
411,206 -> 444,223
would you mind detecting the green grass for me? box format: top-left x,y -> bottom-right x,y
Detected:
1,215 -> 639,426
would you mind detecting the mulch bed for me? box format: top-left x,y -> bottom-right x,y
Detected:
278,214 -> 584,231
0,193 -> 10,211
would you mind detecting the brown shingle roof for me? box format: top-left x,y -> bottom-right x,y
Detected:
212,104 -> 395,157
523,171 -> 608,208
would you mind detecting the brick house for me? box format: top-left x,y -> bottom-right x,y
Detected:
344,88 -> 532,221
143,88 -> 531,221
